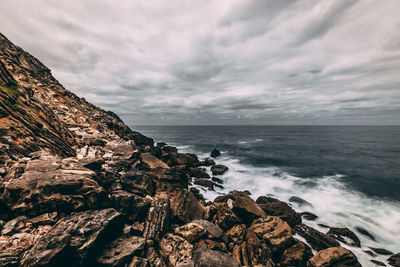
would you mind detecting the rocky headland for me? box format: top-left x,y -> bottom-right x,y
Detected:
0,33 -> 398,266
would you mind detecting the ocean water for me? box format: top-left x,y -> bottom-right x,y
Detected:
133,125 -> 400,265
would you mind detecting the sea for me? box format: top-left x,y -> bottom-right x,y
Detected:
132,125 -> 400,266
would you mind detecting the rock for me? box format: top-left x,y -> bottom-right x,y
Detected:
307,246 -> 361,267
189,187 -> 205,201
369,247 -> 394,255
289,196 -> 313,207
1,216 -> 26,236
109,190 -> 151,222
195,239 -> 227,252
295,224 -> 340,251
210,149 -> 221,158
162,153 -> 200,168
371,260 -> 387,266
201,158 -> 215,166
327,227 -> 361,247
0,252 -> 19,267
256,196 -> 302,227
80,157 -> 105,171
301,212 -> 318,221
0,157 -> 109,216
192,248 -> 240,267
355,226 -> 376,241
150,146 -> 162,158
249,217 -> 294,254
96,235 -> 145,266
29,212 -> 58,226
193,179 -> 215,190
161,146 -> 178,155
141,153 -> 169,169
23,208 -> 124,266
280,241 -> 313,267
232,229 -> 272,266
211,164 -> 229,175
212,205 -> 243,231
128,257 -> 150,267
159,233 -> 193,266
227,224 -> 246,244
232,195 -> 267,224
174,222 -> 206,242
388,253 -> 400,267
170,190 -> 205,224
119,170 -> 156,197
211,177 -> 223,184
146,247 -> 167,267
192,219 -> 228,243
143,198 -> 170,242
189,167 -> 210,178
132,132 -> 154,146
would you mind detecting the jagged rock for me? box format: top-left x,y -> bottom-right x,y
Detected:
388,253 -> 400,267
211,176 -> 223,184
307,247 -> 361,267
119,170 -> 156,197
210,149 -> 221,158
212,205 -> 243,231
369,247 -> 394,255
295,224 -> 340,251
109,190 -> 151,222
189,187 -> 205,201
289,196 -> 313,207
146,247 -> 167,267
327,227 -> 361,247
141,153 -> 169,170
0,252 -> 19,267
23,208 -> 124,266
195,239 -> 227,252
192,219 -> 228,243
174,222 -> 206,242
371,260 -> 387,266
193,179 -> 215,190
132,132 -> 154,146
249,217 -> 294,254
170,190 -> 205,224
162,153 -> 200,168
150,146 -> 162,158
80,158 -> 105,171
355,226 -> 376,241
280,241 -> 313,267
28,212 -> 58,226
1,216 -> 26,236
128,257 -> 150,267
256,196 -> 301,227
143,198 -> 170,242
0,157 -> 109,216
301,212 -> 318,221
161,146 -> 178,155
227,224 -> 246,244
232,229 -> 272,266
192,248 -> 240,267
211,164 -> 229,175
159,233 -> 193,266
201,158 -> 215,166
96,236 -> 145,266
232,195 -> 267,224
189,167 -> 210,178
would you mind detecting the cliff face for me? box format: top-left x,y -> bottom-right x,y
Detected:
0,33 -> 369,267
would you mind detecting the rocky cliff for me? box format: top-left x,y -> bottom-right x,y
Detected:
0,33 -> 397,266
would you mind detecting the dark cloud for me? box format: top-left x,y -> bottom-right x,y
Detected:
1,0 -> 399,125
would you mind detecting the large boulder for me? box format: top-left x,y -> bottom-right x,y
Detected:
256,196 -> 302,227
159,233 -> 193,266
174,222 -> 206,243
140,153 -> 169,170
192,219 -> 228,243
119,170 -> 156,197
192,248 -> 240,267
232,195 -> 267,224
162,153 -> 200,168
212,205 -> 243,231
210,149 -> 221,158
170,190 -> 205,224
249,217 -> 294,254
143,198 -> 171,242
109,190 -> 151,222
23,209 -> 124,266
327,227 -> 361,247
307,247 -> 361,267
295,224 -> 340,251
280,241 -> 313,267
189,167 -> 210,178
0,157 -> 109,217
96,236 -> 145,266
211,164 -> 229,175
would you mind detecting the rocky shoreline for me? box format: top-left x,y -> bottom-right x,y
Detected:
0,33 -> 399,266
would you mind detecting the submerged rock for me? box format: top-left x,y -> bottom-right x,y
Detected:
211,164 -> 229,175
295,224 -> 340,251
210,149 -> 221,158
388,253 -> 400,267
327,227 -> 361,247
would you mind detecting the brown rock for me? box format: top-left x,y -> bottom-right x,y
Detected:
249,217 -> 294,254
23,208 -> 124,266
192,219 -> 228,243
162,153 -> 200,168
189,167 -> 210,178
128,257 -> 150,267
213,204 -> 243,231
256,196 -> 302,227
29,212 -> 58,226
281,241 -> 313,267
96,236 -> 145,266
141,153 -> 169,170
109,190 -> 150,222
119,170 -> 156,197
210,149 -> 221,158
143,198 -> 170,242
233,229 -> 272,266
192,248 -> 240,267
307,247 -> 361,267
295,224 -> 340,251
327,227 -> 361,247
201,158 -> 215,166
1,216 -> 27,236
170,190 -> 205,224
159,233 -> 193,266
388,253 -> 400,267
211,164 -> 229,175
227,224 -> 247,244
195,239 -> 227,252
193,179 -> 215,190
232,195 -> 267,224
174,222 -> 206,243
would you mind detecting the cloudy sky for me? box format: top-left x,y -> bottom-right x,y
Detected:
1,0 -> 400,125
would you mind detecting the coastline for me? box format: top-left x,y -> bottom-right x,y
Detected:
0,32 -> 399,266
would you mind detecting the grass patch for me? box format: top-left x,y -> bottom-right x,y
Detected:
0,80 -> 20,99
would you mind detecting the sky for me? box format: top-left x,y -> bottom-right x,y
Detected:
1,0 -> 400,125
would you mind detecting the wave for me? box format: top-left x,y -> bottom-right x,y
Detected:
188,153 -> 400,266
238,138 -> 263,145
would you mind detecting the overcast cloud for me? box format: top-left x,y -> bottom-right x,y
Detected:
1,0 -> 400,125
